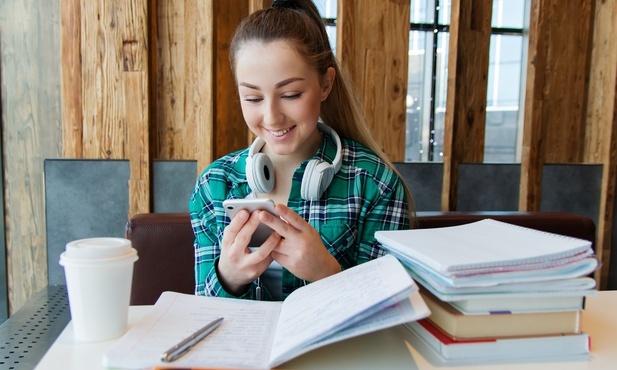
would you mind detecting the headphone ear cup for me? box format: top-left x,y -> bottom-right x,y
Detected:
246,153 -> 275,194
301,160 -> 334,200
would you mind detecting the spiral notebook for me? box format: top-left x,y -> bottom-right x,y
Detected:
374,219 -> 594,276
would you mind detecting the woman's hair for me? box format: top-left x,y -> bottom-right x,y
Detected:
229,0 -> 416,222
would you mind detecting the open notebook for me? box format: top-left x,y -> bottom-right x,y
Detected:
104,255 -> 430,369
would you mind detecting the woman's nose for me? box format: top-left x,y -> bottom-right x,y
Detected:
263,100 -> 284,125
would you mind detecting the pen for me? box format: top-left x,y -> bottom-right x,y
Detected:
160,317 -> 224,362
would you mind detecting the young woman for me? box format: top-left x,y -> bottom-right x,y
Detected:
189,0 -> 414,300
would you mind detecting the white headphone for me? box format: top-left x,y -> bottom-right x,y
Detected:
245,122 -> 342,201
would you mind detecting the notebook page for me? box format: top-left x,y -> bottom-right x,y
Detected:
269,291 -> 430,368
268,255 -> 415,365
104,292 -> 281,369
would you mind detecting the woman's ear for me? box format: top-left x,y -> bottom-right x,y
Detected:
321,67 -> 336,101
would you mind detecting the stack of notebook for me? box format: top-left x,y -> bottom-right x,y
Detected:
375,219 -> 598,362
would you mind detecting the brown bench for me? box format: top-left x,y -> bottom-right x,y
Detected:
126,211 -> 596,305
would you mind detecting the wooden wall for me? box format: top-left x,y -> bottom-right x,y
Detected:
1,0 -> 616,314
1,0 -> 63,315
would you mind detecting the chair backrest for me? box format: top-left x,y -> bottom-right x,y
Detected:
126,211 -> 596,305
126,213 -> 195,305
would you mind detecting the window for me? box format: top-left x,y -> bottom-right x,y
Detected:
407,0 -> 526,162
314,0 -> 338,52
314,0 -> 527,163
407,0 -> 450,162
485,1 -> 526,163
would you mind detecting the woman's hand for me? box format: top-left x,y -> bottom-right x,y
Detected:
259,204 -> 342,282
217,209 -> 280,295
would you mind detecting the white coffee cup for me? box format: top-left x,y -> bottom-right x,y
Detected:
59,237 -> 138,342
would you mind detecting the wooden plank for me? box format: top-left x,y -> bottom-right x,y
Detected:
120,3 -> 147,73
383,0 -> 409,162
214,0 -> 249,159
585,0 -> 617,289
61,0 -> 83,158
336,0 -> 409,162
519,0 -> 547,211
77,0 -> 149,215
185,0 -> 214,173
152,0 -> 187,160
246,1 -> 269,146
147,0 -> 158,161
2,0 -> 62,313
121,0 -> 150,218
542,1 -> 593,162
81,0 -> 126,159
151,0 -> 215,175
441,0 -> 492,210
337,1 -> 360,93
520,0 -> 593,211
126,72 -> 150,217
363,49 -> 387,148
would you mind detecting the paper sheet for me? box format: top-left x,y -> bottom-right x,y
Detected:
104,293 -> 282,369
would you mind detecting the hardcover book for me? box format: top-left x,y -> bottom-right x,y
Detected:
406,319 -> 590,361
421,289 -> 581,339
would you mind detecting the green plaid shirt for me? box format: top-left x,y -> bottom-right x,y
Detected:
189,133 -> 410,300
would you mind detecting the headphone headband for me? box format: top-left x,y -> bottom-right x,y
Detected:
317,122 -> 342,173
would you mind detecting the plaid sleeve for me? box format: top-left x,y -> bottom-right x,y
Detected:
189,165 -> 260,299
189,170 -> 223,296
355,164 -> 410,264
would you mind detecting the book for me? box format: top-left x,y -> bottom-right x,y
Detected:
405,319 -> 590,362
421,289 -> 581,339
375,219 -> 596,276
449,295 -> 586,314
103,255 -> 431,369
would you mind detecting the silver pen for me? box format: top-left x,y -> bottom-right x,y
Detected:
160,317 -> 224,362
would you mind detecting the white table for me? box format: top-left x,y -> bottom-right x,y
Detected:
35,291 -> 617,370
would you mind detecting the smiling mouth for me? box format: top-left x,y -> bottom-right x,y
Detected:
269,126 -> 294,137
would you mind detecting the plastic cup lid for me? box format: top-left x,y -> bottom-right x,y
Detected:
62,237 -> 133,260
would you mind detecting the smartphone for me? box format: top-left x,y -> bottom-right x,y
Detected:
223,198 -> 277,247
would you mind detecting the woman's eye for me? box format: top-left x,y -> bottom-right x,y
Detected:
283,93 -> 302,100
243,97 -> 262,103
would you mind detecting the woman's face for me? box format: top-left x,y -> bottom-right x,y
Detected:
235,40 -> 334,160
